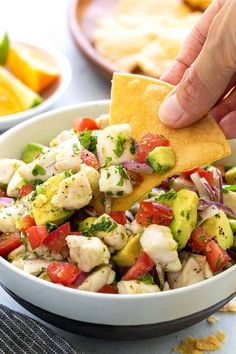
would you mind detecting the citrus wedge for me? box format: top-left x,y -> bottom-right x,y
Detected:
0,31 -> 9,64
0,66 -> 42,116
7,43 -> 60,93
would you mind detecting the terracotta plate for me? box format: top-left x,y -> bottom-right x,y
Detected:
68,0 -> 121,79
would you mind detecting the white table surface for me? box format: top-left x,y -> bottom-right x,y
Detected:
0,0 -> 236,353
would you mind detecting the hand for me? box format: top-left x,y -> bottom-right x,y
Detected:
159,0 -> 236,139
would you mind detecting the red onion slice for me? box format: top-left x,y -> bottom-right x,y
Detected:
0,197 -> 14,207
190,173 -> 210,199
198,198 -> 235,217
123,162 -> 153,174
213,168 -> 223,203
197,205 -> 220,226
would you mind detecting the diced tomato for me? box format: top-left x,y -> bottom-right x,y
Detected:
43,222 -> 71,253
136,201 -> 173,226
19,184 -> 33,197
80,148 -> 99,169
188,227 -> 212,254
98,284 -> 118,294
127,171 -> 144,187
182,168 -> 214,186
123,252 -> 154,280
198,170 -> 214,186
20,215 -> 36,232
47,262 -> 81,285
182,167 -> 200,180
26,225 -> 48,250
73,117 -> 98,132
0,233 -> 22,257
109,211 -> 126,225
136,133 -> 169,163
205,240 -> 231,272
0,189 -> 7,197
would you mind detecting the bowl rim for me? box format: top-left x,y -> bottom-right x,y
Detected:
0,41 -> 71,126
0,99 -> 235,300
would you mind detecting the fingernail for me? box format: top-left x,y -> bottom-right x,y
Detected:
159,93 -> 185,125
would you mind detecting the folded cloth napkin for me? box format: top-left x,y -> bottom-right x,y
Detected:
0,305 -> 82,354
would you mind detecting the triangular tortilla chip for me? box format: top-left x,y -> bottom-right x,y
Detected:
108,73 -> 230,211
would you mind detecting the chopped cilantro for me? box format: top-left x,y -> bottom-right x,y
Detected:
32,164 -> 46,176
118,165 -> 129,180
104,156 -> 112,167
139,274 -> 154,284
225,164 -> 233,172
72,143 -> 80,155
180,210 -> 185,217
84,216 -> 117,237
130,138 -> 137,155
31,179 -> 43,187
30,191 -> 37,201
106,191 -> 113,196
79,131 -> 97,154
117,191 -> 124,196
64,171 -> 72,178
113,134 -> 127,157
157,190 -> 176,203
23,253 -> 30,260
117,178 -> 124,187
46,222 -> 57,232
223,185 -> 236,192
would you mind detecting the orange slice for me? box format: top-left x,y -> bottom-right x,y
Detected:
7,43 -> 59,93
0,66 -> 42,116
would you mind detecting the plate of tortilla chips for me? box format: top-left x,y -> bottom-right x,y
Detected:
68,0 -> 212,79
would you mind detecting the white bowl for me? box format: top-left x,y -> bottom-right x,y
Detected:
0,101 -> 235,339
0,42 -> 71,131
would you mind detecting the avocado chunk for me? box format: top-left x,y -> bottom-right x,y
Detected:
22,142 -> 46,163
78,217 -> 98,233
225,167 -> 236,185
170,189 -> 198,249
112,233 -> 142,267
202,210 -> 233,250
147,146 -> 175,173
31,173 -> 73,226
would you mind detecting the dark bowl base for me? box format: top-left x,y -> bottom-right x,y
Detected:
2,284 -> 234,340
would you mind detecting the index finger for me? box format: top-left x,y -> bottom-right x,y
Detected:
160,0 -> 225,85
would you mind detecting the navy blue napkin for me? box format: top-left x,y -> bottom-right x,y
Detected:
0,305 -> 82,354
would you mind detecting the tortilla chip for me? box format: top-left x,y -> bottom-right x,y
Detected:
109,73 -> 230,212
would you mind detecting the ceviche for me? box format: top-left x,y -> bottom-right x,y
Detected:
0,115 -> 235,294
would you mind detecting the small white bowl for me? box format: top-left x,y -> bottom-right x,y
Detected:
0,101 -> 235,339
0,42 -> 71,131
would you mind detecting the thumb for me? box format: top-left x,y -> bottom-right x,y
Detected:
159,2 -> 236,128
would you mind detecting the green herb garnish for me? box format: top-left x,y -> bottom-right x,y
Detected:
157,190 -> 176,203
223,185 -> 236,192
79,131 -> 98,155
130,138 -> 137,155
104,156 -> 112,167
32,165 -> 46,177
139,274 -> 154,284
113,134 -> 127,157
31,179 -> 43,187
46,222 -> 57,232
84,216 -> 117,237
72,143 -> 80,155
